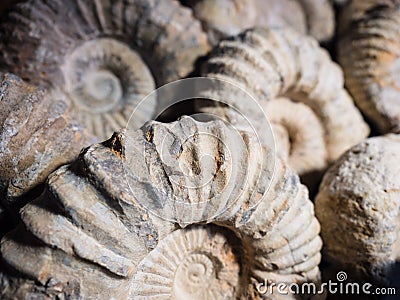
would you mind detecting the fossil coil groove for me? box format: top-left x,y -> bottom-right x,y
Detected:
0,0 -> 209,140
316,134 -> 400,284
199,27 -> 369,178
1,117 -> 322,299
338,0 -> 400,133
181,0 -> 335,44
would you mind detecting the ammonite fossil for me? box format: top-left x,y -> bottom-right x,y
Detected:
1,117 -> 322,299
0,72 -> 90,209
338,0 -> 400,133
315,134 -> 400,284
0,0 -> 209,140
181,0 -> 335,44
198,27 -> 369,180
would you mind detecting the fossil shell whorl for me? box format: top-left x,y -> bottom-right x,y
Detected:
132,225 -> 241,299
338,0 -> 400,134
0,0 -> 209,140
201,98 -> 327,178
262,98 -> 327,176
200,27 -> 369,177
315,134 -> 400,284
297,0 -> 335,42
181,0 -> 335,44
0,72 -> 90,208
1,117 -> 322,299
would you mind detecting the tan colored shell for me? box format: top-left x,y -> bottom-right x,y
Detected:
0,72 -> 90,208
181,0 -> 335,44
262,98 -> 327,176
199,27 -> 369,179
1,117 -> 322,299
0,0 -> 209,140
338,0 -> 400,133
315,134 -> 400,284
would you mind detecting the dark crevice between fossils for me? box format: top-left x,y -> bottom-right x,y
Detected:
101,131 -> 125,159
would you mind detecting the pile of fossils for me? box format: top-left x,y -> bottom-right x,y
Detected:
0,0 -> 399,299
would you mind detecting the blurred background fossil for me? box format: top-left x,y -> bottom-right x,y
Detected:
338,0 -> 400,134
316,134 -> 400,286
181,0 -> 335,45
198,27 -> 369,193
0,0 -> 210,140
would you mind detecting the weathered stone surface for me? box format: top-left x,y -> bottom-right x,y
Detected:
316,134 -> 400,284
1,117 -> 322,299
0,72 -> 90,209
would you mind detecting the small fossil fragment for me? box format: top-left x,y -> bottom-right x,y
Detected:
0,72 -> 90,209
1,117 -> 323,299
315,134 -> 400,284
181,0 -> 335,44
338,0 -> 400,133
199,27 -> 369,179
0,0 -> 209,140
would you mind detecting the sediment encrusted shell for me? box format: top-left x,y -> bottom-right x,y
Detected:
0,0 -> 209,140
1,117 -> 322,299
315,134 -> 400,284
0,72 -> 90,208
199,27 -> 369,180
181,0 -> 335,44
338,0 -> 400,133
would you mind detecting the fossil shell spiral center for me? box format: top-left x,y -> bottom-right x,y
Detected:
63,38 -> 153,114
82,69 -> 122,112
62,37 -> 156,139
174,253 -> 214,292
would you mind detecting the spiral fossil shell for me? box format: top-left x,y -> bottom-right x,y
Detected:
338,0 -> 400,134
181,0 -> 335,44
0,0 -> 209,140
198,27 -> 369,179
0,72 -> 90,207
1,117 -> 322,299
315,134 -> 400,284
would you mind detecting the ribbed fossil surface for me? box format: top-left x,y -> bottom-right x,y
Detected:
316,134 -> 400,284
1,117 -> 322,299
0,72 -> 90,207
338,0 -> 400,133
199,27 -> 369,178
0,0 -> 209,140
181,0 -> 335,44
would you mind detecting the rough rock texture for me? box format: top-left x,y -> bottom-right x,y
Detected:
181,0 -> 335,44
315,134 -> 400,284
1,117 -> 322,299
338,0 -> 400,133
0,72 -> 90,210
199,28 -> 369,182
0,0 -> 210,140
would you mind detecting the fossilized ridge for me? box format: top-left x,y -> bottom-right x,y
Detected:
1,117 -> 322,299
